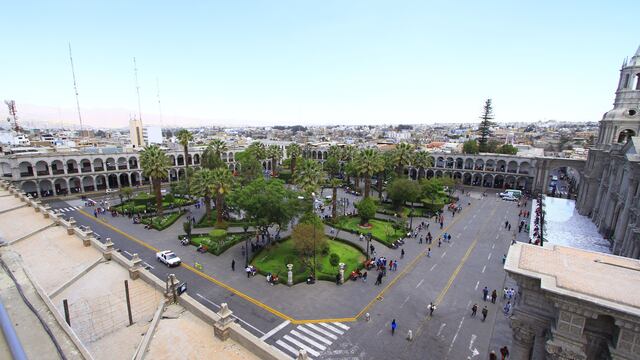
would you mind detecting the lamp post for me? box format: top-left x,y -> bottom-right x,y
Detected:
366,232 -> 372,259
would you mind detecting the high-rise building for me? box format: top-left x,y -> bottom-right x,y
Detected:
129,118 -> 145,148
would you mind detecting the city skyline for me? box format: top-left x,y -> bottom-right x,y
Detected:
3,1 -> 639,129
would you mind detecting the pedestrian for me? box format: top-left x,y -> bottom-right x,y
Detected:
391,319 -> 397,335
389,260 -> 394,271
500,346 -> 509,360
491,289 -> 497,304
419,236 -> 423,244
363,271 -> 367,282
489,350 -> 497,360
401,249 -> 405,259
471,303 -> 478,317
502,254 -> 507,264
428,302 -> 436,316
375,272 -> 383,286
504,220 -> 508,229
483,286 -> 489,301
231,259 -> 235,271
440,221 -> 443,229
482,306 -> 488,321
508,223 -> 511,231
503,301 -> 512,315
438,238 -> 442,247
336,273 -> 341,285
427,248 -> 431,257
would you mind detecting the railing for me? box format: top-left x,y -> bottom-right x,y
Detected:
2,173 -> 11,178
37,170 -> 50,176
81,167 -> 92,173
52,169 -> 64,175
118,165 -> 128,170
20,172 -> 34,177
67,168 -> 79,174
106,166 -> 116,171
94,167 -> 104,172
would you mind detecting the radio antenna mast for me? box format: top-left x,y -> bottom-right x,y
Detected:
133,57 -> 143,123
68,43 -> 84,133
156,77 -> 163,128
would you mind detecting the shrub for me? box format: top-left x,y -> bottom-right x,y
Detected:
355,197 -> 377,225
329,253 -> 340,269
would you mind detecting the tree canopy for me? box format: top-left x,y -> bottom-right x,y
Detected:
477,99 -> 496,153
387,178 -> 422,210
355,197 -> 377,225
463,139 -> 479,154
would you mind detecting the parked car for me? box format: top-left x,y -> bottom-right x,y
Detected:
501,194 -> 518,201
106,188 -> 118,194
156,250 -> 181,267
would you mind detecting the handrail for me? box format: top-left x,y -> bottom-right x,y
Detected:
0,299 -> 28,360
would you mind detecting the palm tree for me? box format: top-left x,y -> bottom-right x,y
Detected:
327,145 -> 342,161
201,139 -> 228,170
176,129 -> 194,184
377,150 -> 396,200
211,168 -> 235,225
356,148 -> 384,198
294,159 -> 325,195
412,150 -> 433,180
329,177 -> 342,219
247,142 -> 267,161
190,169 -> 216,220
393,142 -> 414,177
285,143 -> 302,176
267,144 -> 283,175
140,145 -> 170,216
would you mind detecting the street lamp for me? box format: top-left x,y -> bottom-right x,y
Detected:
366,232 -> 372,259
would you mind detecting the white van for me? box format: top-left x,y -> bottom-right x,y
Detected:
500,189 -> 522,198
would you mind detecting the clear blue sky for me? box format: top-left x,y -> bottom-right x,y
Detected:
2,1 -> 639,128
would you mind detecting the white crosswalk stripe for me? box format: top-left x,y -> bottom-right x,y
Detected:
56,206 -> 81,213
272,322 -> 349,359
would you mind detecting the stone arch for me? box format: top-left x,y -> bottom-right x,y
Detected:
193,153 -> 200,165
131,172 -> 140,186
410,168 -> 418,180
472,173 -> 482,186
119,173 -> 130,187
435,170 -> 443,178
35,160 -> 50,176
426,169 -> 434,179
484,159 -> 495,171
516,176 -> 528,190
417,168 -> 426,180
453,171 -> 462,181
443,171 -> 452,178
117,157 -> 128,170
169,169 -> 178,182
507,161 -> 518,173
169,155 -> 176,166
187,154 -> 192,165
80,158 -> 92,173
66,159 -> 79,174
482,174 -> 493,187
21,180 -> 38,196
105,157 -> 116,171
445,157 -> 454,169
463,172 -> 472,185
464,158 -> 474,170
82,176 -> 95,192
177,168 -> 186,181
312,150 -> 317,160
39,179 -> 54,197
177,154 -> 184,166
228,163 -> 235,171
51,160 -> 64,175
474,158 -> 484,171
93,158 -> 104,172
496,160 -> 507,172
107,174 -> 119,188
617,129 -> 636,143
18,161 -> 34,177
95,175 -> 107,190
455,157 -> 464,169
54,178 -> 69,195
436,157 -> 445,168
494,174 -> 505,189
505,175 -> 516,189
323,151 -> 328,160
69,176 -> 82,193
518,161 -> 532,175
128,156 -> 138,169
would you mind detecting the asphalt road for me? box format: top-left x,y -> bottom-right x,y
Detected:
45,189 -> 521,360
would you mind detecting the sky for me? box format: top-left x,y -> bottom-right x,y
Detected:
2,1 -> 639,129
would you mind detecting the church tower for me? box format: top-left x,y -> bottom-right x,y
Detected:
596,45 -> 640,146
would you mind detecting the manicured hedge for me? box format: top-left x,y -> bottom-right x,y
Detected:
141,210 -> 185,231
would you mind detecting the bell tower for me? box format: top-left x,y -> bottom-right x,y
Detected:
596,45 -> 640,146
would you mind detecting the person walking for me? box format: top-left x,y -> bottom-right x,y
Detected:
502,254 -> 507,264
482,286 -> 489,301
491,289 -> 497,304
508,223 -> 511,231
428,302 -> 436,316
471,303 -> 478,317
419,236 -> 423,244
401,249 -> 405,259
482,306 -> 488,321
391,319 -> 397,335
438,238 -> 442,247
503,301 -> 512,315
362,271 -> 367,282
375,272 -> 383,286
427,248 -> 431,257
231,259 -> 235,271
500,346 -> 509,360
489,350 -> 497,360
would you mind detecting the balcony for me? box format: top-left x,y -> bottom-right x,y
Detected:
67,168 -> 79,174
118,165 -> 128,170
81,167 -> 93,173
52,169 -> 64,175
20,172 -> 34,178
37,170 -> 50,176
106,166 -> 116,171
2,173 -> 11,178
94,167 -> 104,172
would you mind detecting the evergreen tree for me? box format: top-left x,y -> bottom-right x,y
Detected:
477,99 -> 495,153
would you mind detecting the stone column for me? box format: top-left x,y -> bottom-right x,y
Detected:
339,263 -> 345,284
67,217 -> 77,235
511,321 -> 536,360
129,253 -> 142,280
103,238 -> 114,260
545,309 -> 588,360
287,264 -> 293,286
213,303 -> 234,341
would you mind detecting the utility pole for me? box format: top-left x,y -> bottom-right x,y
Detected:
133,57 -> 143,123
68,43 -> 84,134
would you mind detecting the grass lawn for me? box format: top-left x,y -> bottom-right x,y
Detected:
195,214 -> 249,229
183,233 -> 248,256
251,238 -> 365,284
333,217 -> 406,246
141,211 -> 184,230
113,193 -> 192,213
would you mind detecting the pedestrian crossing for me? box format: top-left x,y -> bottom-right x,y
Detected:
273,322 -> 349,359
54,206 -> 81,213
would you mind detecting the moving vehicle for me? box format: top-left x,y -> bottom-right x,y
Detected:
499,189 -> 522,199
156,250 -> 181,267
106,188 -> 118,194
501,194 -> 518,201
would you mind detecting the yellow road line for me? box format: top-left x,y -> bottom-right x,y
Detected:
354,202 -> 475,320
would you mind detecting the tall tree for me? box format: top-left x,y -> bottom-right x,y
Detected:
235,151 -> 262,185
462,139 -> 480,154
323,156 -> 340,179
294,159 -> 325,195
393,142 -> 414,177
201,144 -> 224,170
267,144 -> 283,174
176,129 -> 194,185
412,150 -> 433,180
328,177 -> 342,220
190,169 -> 216,220
356,148 -> 383,198
247,141 -> 267,161
140,145 -> 170,216
211,168 -> 235,225
285,143 -> 302,176
478,99 -> 496,153
377,150 -> 396,200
